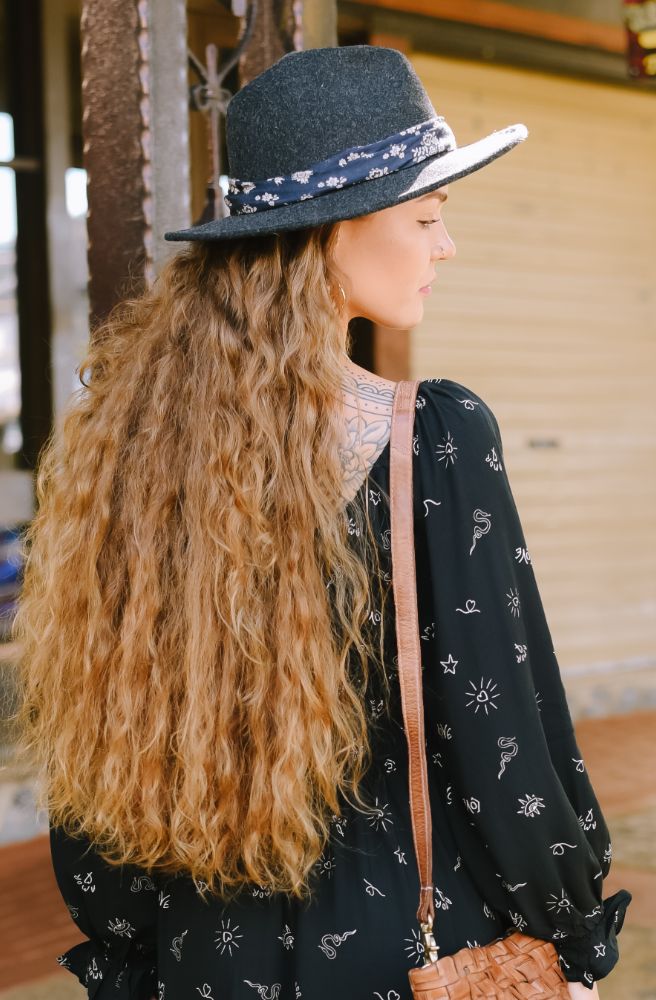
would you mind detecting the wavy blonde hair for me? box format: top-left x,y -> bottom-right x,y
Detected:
12,224 -> 394,903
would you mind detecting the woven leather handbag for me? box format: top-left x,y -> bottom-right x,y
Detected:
389,379 -> 571,999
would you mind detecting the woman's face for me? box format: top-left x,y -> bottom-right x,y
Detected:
332,184 -> 455,330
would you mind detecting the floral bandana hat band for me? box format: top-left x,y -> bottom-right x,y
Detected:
224,115 -> 456,216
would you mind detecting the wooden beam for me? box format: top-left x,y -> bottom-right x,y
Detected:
352,0 -> 625,54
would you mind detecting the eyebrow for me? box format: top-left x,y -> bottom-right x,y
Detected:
420,190 -> 448,203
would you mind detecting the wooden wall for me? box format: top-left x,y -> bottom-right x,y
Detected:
409,51 -> 656,677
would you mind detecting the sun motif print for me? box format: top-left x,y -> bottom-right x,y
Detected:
48,379 -> 631,999
465,676 -> 501,715
215,917 -> 243,956
517,793 -> 546,818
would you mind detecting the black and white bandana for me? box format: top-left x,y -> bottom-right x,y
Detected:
224,116 -> 456,216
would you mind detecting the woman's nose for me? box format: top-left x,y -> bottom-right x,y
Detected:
432,222 -> 456,260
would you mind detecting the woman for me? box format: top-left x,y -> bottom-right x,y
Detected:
14,44 -> 630,999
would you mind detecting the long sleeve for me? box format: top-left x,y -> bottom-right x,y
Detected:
412,378 -> 631,989
50,822 -> 159,1000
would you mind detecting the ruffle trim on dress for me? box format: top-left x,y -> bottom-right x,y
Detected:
554,889 -> 632,990
56,937 -> 157,1000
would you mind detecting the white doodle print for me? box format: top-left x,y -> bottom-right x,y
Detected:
158,978 -> 165,1000
368,487 -> 382,507
86,956 -> 103,981
435,431 -> 458,467
432,751 -> 443,767
394,846 -> 407,865
466,939 -> 482,948
514,643 -> 527,662
278,924 -> 294,949
535,690 -> 543,712
252,883 -> 273,899
436,722 -> 452,740
485,446 -> 503,472
421,622 -> 437,641
572,758 -> 585,772
368,607 -> 383,628
66,903 -> 79,919
383,757 -> 397,773
510,911 -> 527,932
506,587 -> 521,617
559,955 -> 571,970
346,514 -> 361,537
453,854 -> 461,870
469,508 -> 492,555
603,842 -> 613,863
403,927 -> 426,966
586,905 -> 602,918
196,986 -> 215,999
243,980 -> 281,998
422,498 -> 442,517
159,890 -> 171,908
579,808 -> 597,831
440,654 -> 458,674
73,872 -> 96,893
583,972 -> 594,986
130,875 -> 156,892
374,992 -> 401,1000
546,890 -> 573,914
368,696 -> 385,719
594,943 -> 606,957
514,546 -> 531,564
56,954 -> 71,968
364,877 -> 386,897
517,793 -> 546,818
434,886 -> 452,910
330,812 -> 348,837
170,929 -> 189,961
550,842 -> 577,855
446,783 -> 453,805
366,797 -> 394,832
483,902 -> 494,918
456,598 -> 480,614
465,676 -> 501,715
215,916 -> 243,956
552,930 -> 569,940
463,797 -> 481,814
295,982 -> 302,998
454,394 -> 480,412
108,917 -> 135,938
497,736 -> 518,778
501,880 -> 527,892
318,929 -> 357,959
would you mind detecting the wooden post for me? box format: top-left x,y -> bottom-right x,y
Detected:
80,0 -> 190,329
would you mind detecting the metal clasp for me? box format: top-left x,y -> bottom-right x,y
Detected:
420,915 -> 439,965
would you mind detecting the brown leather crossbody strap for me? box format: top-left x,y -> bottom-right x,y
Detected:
389,379 -> 436,931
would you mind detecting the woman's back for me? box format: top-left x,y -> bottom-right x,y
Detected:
49,379 -> 630,999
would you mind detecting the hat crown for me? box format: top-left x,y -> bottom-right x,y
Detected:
225,45 -> 438,181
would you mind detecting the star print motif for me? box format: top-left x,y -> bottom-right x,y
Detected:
594,943 -> 606,957
440,654 -> 458,674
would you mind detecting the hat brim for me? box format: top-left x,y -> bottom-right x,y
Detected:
164,122 -> 528,242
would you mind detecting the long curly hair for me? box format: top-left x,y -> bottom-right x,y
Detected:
11,223 -> 394,904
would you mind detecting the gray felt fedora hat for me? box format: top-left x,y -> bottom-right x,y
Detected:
165,44 -> 528,242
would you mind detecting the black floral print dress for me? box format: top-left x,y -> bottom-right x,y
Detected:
49,377 -> 632,1000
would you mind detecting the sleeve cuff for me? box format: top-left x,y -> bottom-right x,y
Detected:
56,938 -> 157,1000
554,888 -> 632,989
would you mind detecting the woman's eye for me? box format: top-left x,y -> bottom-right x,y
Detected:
419,220 -> 439,228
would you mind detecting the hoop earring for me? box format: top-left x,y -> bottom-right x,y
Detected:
333,281 -> 347,310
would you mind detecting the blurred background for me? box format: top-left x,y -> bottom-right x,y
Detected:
0,1 -> 654,997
